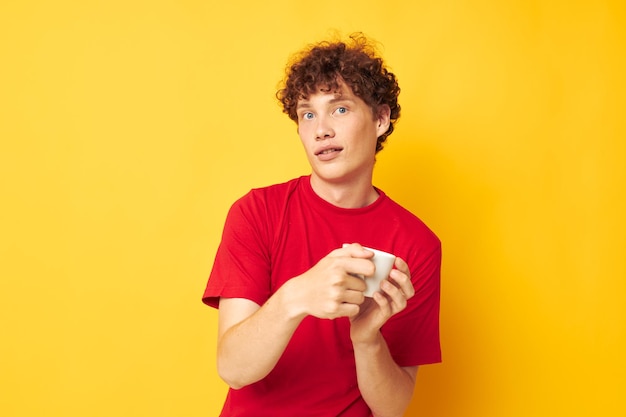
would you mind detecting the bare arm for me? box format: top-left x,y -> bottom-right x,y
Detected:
350,256 -> 419,417
216,246 -> 373,389
354,334 -> 418,417
217,294 -> 300,389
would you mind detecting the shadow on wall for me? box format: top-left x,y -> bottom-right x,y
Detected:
379,135 -> 499,416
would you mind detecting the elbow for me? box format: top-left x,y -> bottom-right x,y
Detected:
222,378 -> 246,390
218,372 -> 246,390
217,358 -> 255,390
217,363 -> 244,390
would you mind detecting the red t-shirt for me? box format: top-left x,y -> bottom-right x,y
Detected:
203,176 -> 441,417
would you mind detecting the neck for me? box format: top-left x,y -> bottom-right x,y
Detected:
309,174 -> 379,209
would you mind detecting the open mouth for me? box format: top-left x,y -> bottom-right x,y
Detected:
316,148 -> 342,156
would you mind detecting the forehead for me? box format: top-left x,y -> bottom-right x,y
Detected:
296,82 -> 356,108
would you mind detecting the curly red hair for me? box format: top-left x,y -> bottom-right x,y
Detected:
277,33 -> 401,153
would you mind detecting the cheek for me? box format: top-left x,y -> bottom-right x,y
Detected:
297,123 -> 310,139
297,127 -> 312,151
297,126 -> 306,143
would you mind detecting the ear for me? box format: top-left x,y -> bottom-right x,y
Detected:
375,104 -> 391,137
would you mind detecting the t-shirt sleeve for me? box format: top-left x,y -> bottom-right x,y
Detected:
381,239 -> 442,366
202,192 -> 272,308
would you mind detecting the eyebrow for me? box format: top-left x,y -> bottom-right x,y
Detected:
296,96 -> 355,111
296,102 -> 312,110
329,96 -> 355,105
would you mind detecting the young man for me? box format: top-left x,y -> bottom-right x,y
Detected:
203,34 -> 441,417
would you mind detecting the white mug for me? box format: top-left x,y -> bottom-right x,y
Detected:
343,244 -> 396,297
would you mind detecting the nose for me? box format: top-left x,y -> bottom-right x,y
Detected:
314,115 -> 335,140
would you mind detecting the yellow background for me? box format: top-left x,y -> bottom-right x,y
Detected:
1,1 -> 624,416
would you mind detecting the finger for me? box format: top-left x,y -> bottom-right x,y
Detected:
372,290 -> 392,318
334,302 -> 361,319
337,257 -> 375,283
349,258 -> 376,279
345,274 -> 368,292
381,279 -> 408,312
389,267 -> 415,299
394,256 -> 410,276
342,289 -> 366,305
340,243 -> 374,259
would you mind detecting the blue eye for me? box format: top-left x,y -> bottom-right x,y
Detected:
302,112 -> 314,120
336,107 -> 347,114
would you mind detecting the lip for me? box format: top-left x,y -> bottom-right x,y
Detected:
315,145 -> 343,161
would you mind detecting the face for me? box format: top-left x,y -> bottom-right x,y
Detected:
295,82 -> 390,187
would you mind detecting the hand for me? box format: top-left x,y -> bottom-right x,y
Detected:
284,245 -> 373,320
349,256 -> 415,344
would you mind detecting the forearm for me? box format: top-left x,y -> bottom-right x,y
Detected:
217,284 -> 305,389
217,246 -> 374,389
353,333 -> 416,417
